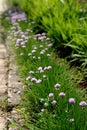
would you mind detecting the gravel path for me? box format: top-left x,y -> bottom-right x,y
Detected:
0,1 -> 8,129
0,1 -> 24,129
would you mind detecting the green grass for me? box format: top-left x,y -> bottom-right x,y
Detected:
5,20 -> 87,130
1,0 -> 87,129
6,0 -> 87,78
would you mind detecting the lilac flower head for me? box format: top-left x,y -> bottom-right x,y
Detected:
22,45 -> 26,48
17,90 -> 21,94
59,92 -> 65,98
21,34 -> 25,38
32,50 -> 36,53
38,36 -> 44,41
40,50 -> 45,55
44,66 -> 48,71
48,93 -> 54,99
38,67 -> 43,71
29,71 -> 34,75
69,98 -> 75,104
16,38 -> 21,44
43,75 -> 47,79
26,76 -> 31,81
40,70 -> 44,73
54,83 -> 61,90
31,78 -> 37,83
41,108 -> 45,113
36,79 -> 42,84
79,101 -> 87,107
47,66 -> 52,70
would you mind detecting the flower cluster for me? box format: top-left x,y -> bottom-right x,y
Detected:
7,8 -> 27,23
7,14 -> 87,126
40,83 -> 86,114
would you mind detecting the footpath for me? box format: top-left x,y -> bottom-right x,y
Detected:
0,0 -> 23,129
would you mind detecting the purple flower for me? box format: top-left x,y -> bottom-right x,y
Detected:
26,76 -> 31,81
38,36 -> 44,41
17,90 -> 21,94
32,50 -> 36,53
40,70 -> 44,73
38,67 -> 43,71
21,35 -> 25,38
48,93 -> 54,98
29,71 -> 34,75
54,83 -> 61,90
69,98 -> 75,104
22,45 -> 26,48
41,108 -> 45,113
40,50 -> 45,55
44,66 -> 48,71
31,78 -> 37,83
43,75 -> 47,79
47,66 -> 52,70
79,101 -> 87,107
59,92 -> 65,98
36,79 -> 42,84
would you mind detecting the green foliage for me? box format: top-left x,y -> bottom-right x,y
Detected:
1,0 -> 87,129
15,0 -> 87,77
5,20 -> 86,130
